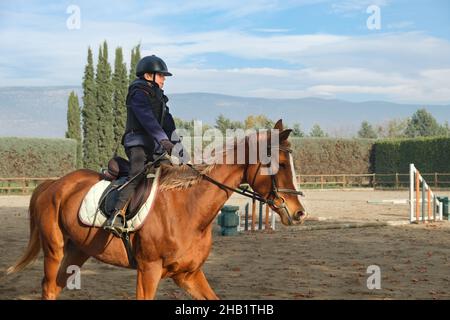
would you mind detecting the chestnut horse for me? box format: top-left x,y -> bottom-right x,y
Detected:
7,120 -> 307,299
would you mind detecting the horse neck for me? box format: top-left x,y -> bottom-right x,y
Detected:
191,163 -> 245,231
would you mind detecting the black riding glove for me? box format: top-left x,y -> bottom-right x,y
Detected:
160,139 -> 175,155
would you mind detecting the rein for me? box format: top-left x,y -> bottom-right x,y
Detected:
187,165 -> 269,204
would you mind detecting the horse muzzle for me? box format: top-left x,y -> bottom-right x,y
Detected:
292,210 -> 308,225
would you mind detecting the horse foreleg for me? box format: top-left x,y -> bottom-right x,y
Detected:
136,260 -> 163,300
173,269 -> 219,300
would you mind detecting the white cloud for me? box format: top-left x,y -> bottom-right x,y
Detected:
166,66 -> 450,103
142,31 -> 349,64
134,30 -> 450,75
0,7 -> 449,104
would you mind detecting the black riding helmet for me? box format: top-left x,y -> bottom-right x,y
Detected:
136,55 -> 172,77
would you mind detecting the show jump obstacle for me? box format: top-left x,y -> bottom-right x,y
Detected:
409,163 -> 443,223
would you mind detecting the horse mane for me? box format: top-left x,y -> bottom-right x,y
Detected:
159,163 -> 216,191
158,135 -> 245,191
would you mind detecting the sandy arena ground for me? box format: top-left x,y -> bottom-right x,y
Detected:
0,190 -> 449,300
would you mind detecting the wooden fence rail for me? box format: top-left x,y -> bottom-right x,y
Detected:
297,173 -> 450,190
0,177 -> 59,194
1,173 -> 450,193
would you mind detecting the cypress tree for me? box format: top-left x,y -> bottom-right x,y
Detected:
112,47 -> 128,157
66,91 -> 82,168
82,47 -> 99,170
129,44 -> 141,85
96,41 -> 114,167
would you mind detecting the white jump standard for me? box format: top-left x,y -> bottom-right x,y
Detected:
409,163 -> 443,223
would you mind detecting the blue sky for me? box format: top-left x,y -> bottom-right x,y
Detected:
1,0 -> 450,104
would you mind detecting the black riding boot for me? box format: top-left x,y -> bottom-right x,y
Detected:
104,208 -> 126,237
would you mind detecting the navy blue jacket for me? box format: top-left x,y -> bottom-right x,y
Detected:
123,79 -> 177,152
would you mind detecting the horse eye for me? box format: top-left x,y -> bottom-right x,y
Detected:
280,163 -> 287,168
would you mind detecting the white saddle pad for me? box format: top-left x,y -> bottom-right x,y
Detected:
78,168 -> 161,232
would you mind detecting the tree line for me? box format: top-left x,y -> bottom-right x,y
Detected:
186,109 -> 448,140
175,114 -> 328,138
357,109 -> 450,139
66,41 -> 141,170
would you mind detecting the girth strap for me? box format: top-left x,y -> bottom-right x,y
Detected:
121,232 -> 137,269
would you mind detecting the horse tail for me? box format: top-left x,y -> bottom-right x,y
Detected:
6,180 -> 55,275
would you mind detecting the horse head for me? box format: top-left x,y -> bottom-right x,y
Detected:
244,119 -> 307,226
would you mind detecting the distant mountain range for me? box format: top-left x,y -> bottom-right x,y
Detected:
0,86 -> 449,138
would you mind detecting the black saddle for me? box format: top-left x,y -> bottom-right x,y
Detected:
99,156 -> 154,221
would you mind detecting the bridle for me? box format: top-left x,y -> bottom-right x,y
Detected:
186,145 -> 304,225
244,145 -> 304,225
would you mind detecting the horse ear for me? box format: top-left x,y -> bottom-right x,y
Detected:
274,119 -> 283,130
279,129 -> 292,142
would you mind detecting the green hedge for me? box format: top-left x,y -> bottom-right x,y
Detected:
4,135 -> 447,178
179,136 -> 376,175
374,137 -> 450,174
289,137 -> 375,174
0,137 -> 77,177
